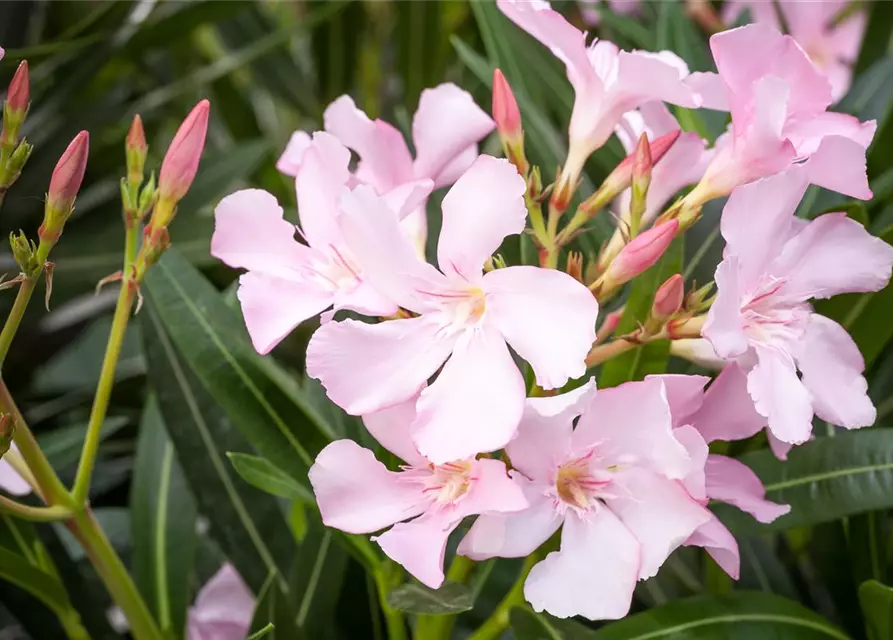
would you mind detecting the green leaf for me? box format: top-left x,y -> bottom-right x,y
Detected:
247,623 -> 276,640
248,570 -> 304,640
717,429 -> 893,535
143,248 -> 333,492
141,297 -> 296,594
860,580 -> 893,640
510,607 -> 575,639
0,547 -> 77,623
589,592 -> 849,639
598,237 -> 684,388
131,395 -> 198,638
387,581 -> 475,615
227,452 -> 313,501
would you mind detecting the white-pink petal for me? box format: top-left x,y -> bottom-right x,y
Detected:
706,455 -> 790,523
374,511 -> 457,589
747,347 -> 814,445
276,130 -> 311,177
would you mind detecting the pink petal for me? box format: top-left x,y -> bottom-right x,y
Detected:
772,212 -> 893,301
309,440 -> 427,534
747,347 -> 814,445
685,72 -> 729,111
719,168 -> 807,286
459,458 -> 529,517
706,454 -> 790,523
437,155 -> 527,282
295,132 -> 352,249
685,516 -> 740,580
647,374 -> 710,427
331,280 -> 399,319
306,316 -> 456,416
608,468 -> 711,579
615,50 -> 699,110
413,327 -> 525,464
785,112 -> 875,156
381,180 -> 435,221
721,0 -> 781,27
411,83 -> 494,183
769,432 -> 793,460
507,380 -> 596,482
361,395 -> 428,467
237,272 -> 333,355
796,315 -> 876,429
458,481 -> 561,560
431,145 -> 479,189
688,364 -> 767,444
189,564 -> 254,633
524,509 -> 640,621
211,189 -> 312,278
276,130 -> 311,177
374,511 -> 459,589
484,266 -> 598,390
805,135 -> 873,200
673,425 -> 710,502
573,378 -> 691,479
703,257 -> 749,360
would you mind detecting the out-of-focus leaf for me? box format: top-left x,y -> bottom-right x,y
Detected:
227,452 -> 313,501
853,2 -> 893,77
509,607 -> 571,639
860,580 -> 893,640
132,395 -> 198,639
177,140 -> 270,215
718,429 -> 893,535
248,570 -> 304,640
0,548 -> 84,635
387,581 -> 475,615
141,297 -> 295,594
598,238 -> 684,387
39,416 -> 128,469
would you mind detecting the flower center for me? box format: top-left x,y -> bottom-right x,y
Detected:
553,454 -> 613,513
740,276 -> 810,349
312,244 -> 363,293
423,460 -> 474,505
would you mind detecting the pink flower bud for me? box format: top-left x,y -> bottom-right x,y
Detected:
651,273 -> 684,320
493,69 -> 521,139
127,114 -> 147,156
606,220 -> 679,285
632,133 -> 652,189
7,61 -> 29,114
158,99 -> 209,204
126,114 -> 148,186
47,131 -> 90,214
602,129 -> 680,197
596,307 -> 624,342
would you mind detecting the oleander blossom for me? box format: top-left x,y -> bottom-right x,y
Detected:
277,84 -> 494,253
723,0 -> 865,101
211,132 -> 431,354
306,155 -> 599,463
703,166 -> 893,447
497,0 -> 700,191
309,395 -> 526,588
686,22 -> 876,204
458,378 -> 713,620
186,564 -> 254,640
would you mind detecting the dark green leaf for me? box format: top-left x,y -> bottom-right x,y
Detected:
0,548 -> 79,626
227,452 -> 313,501
387,581 -> 475,615
860,580 -> 893,640
510,607 -> 580,639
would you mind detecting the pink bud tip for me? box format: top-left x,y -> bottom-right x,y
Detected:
652,273 -> 684,319
7,61 -> 29,113
159,99 -> 210,203
633,133 -> 652,181
492,69 -> 522,138
48,131 -> 90,212
610,220 -> 679,284
605,130 -> 681,194
127,114 -> 147,154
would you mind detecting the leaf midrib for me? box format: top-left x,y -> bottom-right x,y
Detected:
609,612 -> 849,640
764,460 -> 893,493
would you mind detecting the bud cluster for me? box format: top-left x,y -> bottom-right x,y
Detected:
0,61 -> 32,195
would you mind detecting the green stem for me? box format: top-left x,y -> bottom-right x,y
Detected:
71,281 -> 136,505
70,510 -> 163,640
0,496 -> 73,522
124,219 -> 139,268
0,277 -> 36,368
415,556 -> 476,639
468,554 -> 539,640
374,564 -> 407,640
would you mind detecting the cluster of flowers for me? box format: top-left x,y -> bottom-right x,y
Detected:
211,0 -> 893,621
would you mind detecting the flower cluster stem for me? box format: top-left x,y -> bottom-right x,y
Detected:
0,277 -> 36,368
468,553 -> 539,640
374,563 -> 408,640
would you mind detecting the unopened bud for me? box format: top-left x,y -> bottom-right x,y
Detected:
493,69 -> 522,140
652,274 -> 684,321
596,307 -> 624,343
9,230 -> 37,274
41,131 -> 89,245
0,414 -> 13,459
602,220 -> 679,288
0,139 -> 32,190
685,281 -> 715,313
126,114 -> 148,188
528,165 -> 543,201
0,61 -> 29,150
602,130 -> 680,203
566,251 -> 584,282
138,173 -> 157,217
158,99 -> 209,206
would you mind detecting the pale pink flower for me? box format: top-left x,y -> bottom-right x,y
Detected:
578,0 -> 640,26
703,166 -> 893,447
212,132 -> 431,354
497,0 -> 700,191
723,1 -> 865,101
307,156 -> 598,463
459,378 -> 712,620
0,444 -> 31,497
187,564 -> 254,640
687,23 -> 875,204
653,371 -> 790,579
309,395 -> 526,589
278,85 -> 494,252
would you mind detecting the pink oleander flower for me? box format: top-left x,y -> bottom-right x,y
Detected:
0,444 -> 31,497
212,132 -> 431,354
578,0 -> 640,26
309,395 -> 527,589
653,371 -> 790,579
186,564 -> 254,640
498,0 -> 700,191
458,378 -> 712,620
687,23 -> 876,205
307,156 -> 599,463
723,1 -> 865,101
277,84 -> 494,253
703,166 -> 893,447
